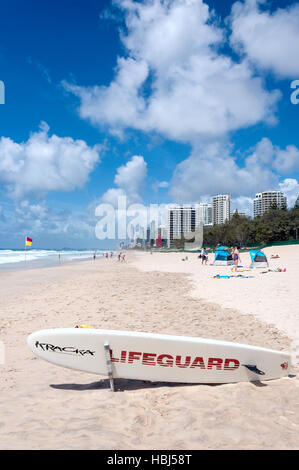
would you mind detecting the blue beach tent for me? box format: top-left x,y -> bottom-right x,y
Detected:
249,250 -> 268,268
216,246 -> 229,251
213,250 -> 234,266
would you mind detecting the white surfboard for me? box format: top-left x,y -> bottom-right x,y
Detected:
27,329 -> 291,384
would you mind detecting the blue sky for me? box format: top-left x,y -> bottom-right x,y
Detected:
0,0 -> 299,248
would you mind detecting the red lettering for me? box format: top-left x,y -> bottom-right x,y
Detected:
128,351 -> 142,363
142,353 -> 157,366
157,354 -> 174,367
113,350 -> 240,372
109,349 -> 119,363
120,351 -> 127,363
190,357 -> 205,369
224,358 -> 240,370
207,357 -> 223,370
175,355 -> 192,368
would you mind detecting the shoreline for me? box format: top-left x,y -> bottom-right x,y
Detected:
0,251 -> 113,273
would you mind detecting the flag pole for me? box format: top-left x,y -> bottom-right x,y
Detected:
25,236 -> 27,266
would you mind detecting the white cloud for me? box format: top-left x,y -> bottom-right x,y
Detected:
63,58 -> 148,139
0,199 -> 97,242
64,0 -> 279,142
0,122 -> 101,199
169,140 -> 275,202
152,180 -> 169,193
231,196 -> 253,216
273,146 -> 299,174
101,155 -> 147,206
279,178 -> 299,208
246,137 -> 299,174
230,0 -> 299,78
169,138 -> 299,203
101,187 -> 128,207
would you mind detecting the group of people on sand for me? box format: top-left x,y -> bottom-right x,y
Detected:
117,252 -> 126,262
92,251 -> 126,262
198,245 -> 241,271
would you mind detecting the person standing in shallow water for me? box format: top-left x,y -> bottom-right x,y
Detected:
231,246 -> 241,272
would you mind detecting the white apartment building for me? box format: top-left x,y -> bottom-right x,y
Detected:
253,191 -> 287,218
195,203 -> 212,226
167,206 -> 196,247
212,195 -> 231,225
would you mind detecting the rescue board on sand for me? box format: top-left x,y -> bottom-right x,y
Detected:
27,328 -> 291,384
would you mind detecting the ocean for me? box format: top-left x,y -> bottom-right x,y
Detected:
0,249 -> 112,271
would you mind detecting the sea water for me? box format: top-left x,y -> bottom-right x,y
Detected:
0,249 -> 110,271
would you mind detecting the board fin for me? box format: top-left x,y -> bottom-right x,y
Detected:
242,364 -> 265,375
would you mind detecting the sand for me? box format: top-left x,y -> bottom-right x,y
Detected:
132,245 -> 299,343
0,248 -> 298,450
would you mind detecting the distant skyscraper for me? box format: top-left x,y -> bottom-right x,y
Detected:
146,227 -> 151,243
150,220 -> 156,241
253,191 -> 287,218
195,203 -> 212,226
212,195 -> 230,225
157,225 -> 168,239
139,226 -> 145,240
167,206 -> 196,247
130,224 -> 135,242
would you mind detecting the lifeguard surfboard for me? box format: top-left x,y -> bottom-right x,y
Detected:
27,329 -> 291,384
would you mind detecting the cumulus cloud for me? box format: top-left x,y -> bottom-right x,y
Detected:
230,0 -> 299,78
273,146 -> 299,174
230,196 -> 253,216
0,199 -> 97,242
0,122 -> 101,199
64,0 -> 279,142
101,155 -> 147,206
169,138 -> 299,203
246,137 -> 299,175
279,178 -> 299,208
152,180 -> 169,193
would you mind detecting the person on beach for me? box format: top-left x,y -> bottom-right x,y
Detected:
231,246 -> 241,272
118,252 -> 121,261
121,254 -> 126,262
105,252 -> 109,260
93,250 -> 96,260
201,248 -> 208,265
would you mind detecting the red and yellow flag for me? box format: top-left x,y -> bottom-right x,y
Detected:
25,237 -> 32,247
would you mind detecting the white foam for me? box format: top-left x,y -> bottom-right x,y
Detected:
0,249 -> 106,265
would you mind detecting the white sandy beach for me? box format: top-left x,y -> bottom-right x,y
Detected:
132,245 -> 299,344
0,248 -> 298,450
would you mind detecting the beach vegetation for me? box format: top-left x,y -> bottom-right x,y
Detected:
203,205 -> 299,247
